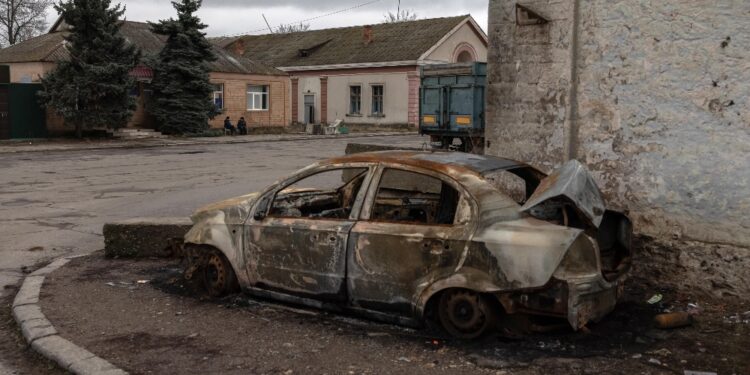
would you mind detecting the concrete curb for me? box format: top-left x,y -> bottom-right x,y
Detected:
0,131 -> 419,154
12,256 -> 128,375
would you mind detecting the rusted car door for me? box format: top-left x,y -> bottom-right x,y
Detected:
346,166 -> 475,314
246,166 -> 373,301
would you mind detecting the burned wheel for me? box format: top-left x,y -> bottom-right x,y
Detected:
438,289 -> 496,339
203,249 -> 238,297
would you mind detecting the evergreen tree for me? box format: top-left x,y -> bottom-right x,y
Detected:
39,0 -> 140,138
148,0 -> 217,135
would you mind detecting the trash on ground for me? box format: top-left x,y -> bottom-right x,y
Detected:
647,294 -> 663,304
684,371 -> 718,375
687,303 -> 702,315
646,348 -> 672,357
654,312 -> 693,329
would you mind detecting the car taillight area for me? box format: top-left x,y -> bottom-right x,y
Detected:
528,203 -> 633,282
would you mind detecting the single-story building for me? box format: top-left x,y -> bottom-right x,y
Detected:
212,15 -> 488,128
0,19 -> 291,136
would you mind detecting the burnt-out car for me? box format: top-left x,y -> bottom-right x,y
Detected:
183,151 -> 632,338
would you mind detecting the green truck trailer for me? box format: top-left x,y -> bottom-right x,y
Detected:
419,62 -> 486,154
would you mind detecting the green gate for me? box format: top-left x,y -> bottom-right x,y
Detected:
7,83 -> 47,139
0,85 -> 9,139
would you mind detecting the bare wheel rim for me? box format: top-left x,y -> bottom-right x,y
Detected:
439,290 -> 494,339
204,253 -> 227,296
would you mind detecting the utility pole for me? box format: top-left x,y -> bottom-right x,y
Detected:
262,14 -> 273,33
398,0 -> 401,14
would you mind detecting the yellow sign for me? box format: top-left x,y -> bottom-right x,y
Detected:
456,116 -> 472,126
423,115 -> 437,125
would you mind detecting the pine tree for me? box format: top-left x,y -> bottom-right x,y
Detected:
148,0 -> 217,135
39,0 -> 140,138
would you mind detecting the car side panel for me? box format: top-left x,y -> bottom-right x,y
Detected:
246,217 -> 354,300
347,222 -> 467,314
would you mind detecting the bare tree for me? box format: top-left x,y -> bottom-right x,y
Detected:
274,22 -> 310,34
383,9 -> 417,23
0,0 -> 52,47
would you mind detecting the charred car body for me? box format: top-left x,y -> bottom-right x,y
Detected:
184,151 -> 632,338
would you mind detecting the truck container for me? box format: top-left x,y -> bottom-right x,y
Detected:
419,62 -> 486,153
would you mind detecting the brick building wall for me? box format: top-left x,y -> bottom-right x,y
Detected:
208,72 -> 290,129
486,0 -> 750,296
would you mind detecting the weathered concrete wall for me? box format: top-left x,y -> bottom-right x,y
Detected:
103,218 -> 192,258
486,0 -> 750,249
485,0 -> 573,172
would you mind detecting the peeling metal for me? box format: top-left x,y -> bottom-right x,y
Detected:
184,151 -> 632,335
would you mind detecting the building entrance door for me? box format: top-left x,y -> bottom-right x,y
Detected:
304,94 -> 315,124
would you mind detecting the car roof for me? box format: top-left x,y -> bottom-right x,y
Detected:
325,151 -> 541,178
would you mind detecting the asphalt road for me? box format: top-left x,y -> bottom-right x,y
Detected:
0,134 -> 425,300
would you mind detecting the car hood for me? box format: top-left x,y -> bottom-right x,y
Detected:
191,192 -> 261,225
473,217 -> 586,289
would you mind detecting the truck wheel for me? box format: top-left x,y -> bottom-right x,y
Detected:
203,249 -> 239,297
438,289 -> 496,339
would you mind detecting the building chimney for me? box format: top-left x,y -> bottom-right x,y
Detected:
232,39 -> 246,56
363,25 -> 373,45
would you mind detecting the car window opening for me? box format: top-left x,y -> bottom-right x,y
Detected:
371,169 -> 459,225
269,168 -> 368,219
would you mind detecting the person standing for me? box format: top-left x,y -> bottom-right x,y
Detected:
237,117 -> 248,135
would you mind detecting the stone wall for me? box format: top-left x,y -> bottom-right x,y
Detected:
486,0 -> 750,249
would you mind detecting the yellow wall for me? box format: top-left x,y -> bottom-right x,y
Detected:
8,62 -> 56,83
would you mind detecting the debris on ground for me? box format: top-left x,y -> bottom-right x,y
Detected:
646,348 -> 672,357
647,294 -> 663,304
36,255 -> 750,375
654,312 -> 694,329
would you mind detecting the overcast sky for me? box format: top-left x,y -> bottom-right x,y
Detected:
45,0 -> 488,37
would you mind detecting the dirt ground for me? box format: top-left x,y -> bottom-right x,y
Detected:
34,254 -> 750,375
0,284 -> 68,375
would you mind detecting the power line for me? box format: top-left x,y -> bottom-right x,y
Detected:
217,0 -> 383,37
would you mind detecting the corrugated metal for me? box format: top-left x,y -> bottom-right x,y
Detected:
8,84 -> 47,139
0,85 -> 9,139
420,62 -> 486,135
129,65 -> 153,80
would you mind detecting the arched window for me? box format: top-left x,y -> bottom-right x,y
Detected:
456,50 -> 474,63
453,43 -> 477,63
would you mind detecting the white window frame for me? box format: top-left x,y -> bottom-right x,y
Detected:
247,84 -> 270,111
349,85 -> 362,115
370,84 -> 384,116
212,83 -> 224,110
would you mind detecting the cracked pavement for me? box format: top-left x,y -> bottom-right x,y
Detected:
0,134 -> 425,372
0,134 -> 425,296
